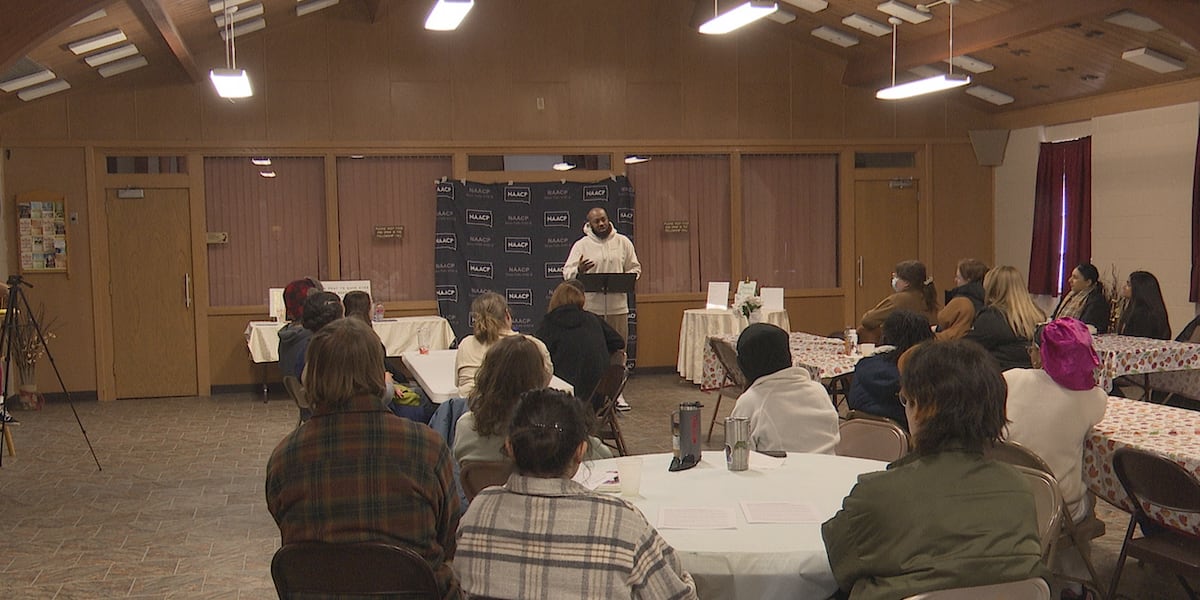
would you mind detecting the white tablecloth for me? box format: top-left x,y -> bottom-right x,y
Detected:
677,308 -> 790,383
588,451 -> 885,600
401,350 -> 574,404
244,316 -> 455,363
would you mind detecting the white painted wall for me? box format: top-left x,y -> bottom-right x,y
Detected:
994,102 -> 1200,335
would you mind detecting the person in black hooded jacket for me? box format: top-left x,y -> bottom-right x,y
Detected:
535,280 -> 625,408
935,258 -> 988,341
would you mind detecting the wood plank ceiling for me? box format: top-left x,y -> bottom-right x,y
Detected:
0,0 -> 1198,117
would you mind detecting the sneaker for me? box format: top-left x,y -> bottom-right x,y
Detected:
616,396 -> 632,412
0,409 -> 17,425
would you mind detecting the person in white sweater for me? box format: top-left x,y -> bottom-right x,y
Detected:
730,323 -> 840,454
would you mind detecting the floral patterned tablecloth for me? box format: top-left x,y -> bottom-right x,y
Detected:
1083,397 -> 1200,535
677,308 -> 790,383
700,332 -> 857,389
1091,334 -> 1200,396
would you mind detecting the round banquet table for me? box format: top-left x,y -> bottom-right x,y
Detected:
587,451 -> 886,600
677,308 -> 791,383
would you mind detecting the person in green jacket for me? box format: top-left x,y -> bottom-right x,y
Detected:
822,339 -> 1047,600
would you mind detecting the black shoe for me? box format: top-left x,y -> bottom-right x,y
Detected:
0,409 -> 18,425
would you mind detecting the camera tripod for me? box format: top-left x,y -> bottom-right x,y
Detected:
0,275 -> 100,470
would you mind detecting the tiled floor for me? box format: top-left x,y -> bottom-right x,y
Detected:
0,374 -> 1193,599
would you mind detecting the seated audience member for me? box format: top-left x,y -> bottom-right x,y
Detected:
731,323 -> 839,454
342,290 -> 373,323
265,318 -> 461,599
936,258 -> 988,340
965,265 -> 1044,371
1004,317 -> 1107,600
1050,263 -> 1110,334
847,310 -> 934,428
454,335 -> 611,464
292,291 -> 344,379
454,291 -> 551,399
859,259 -> 939,344
822,340 -> 1046,598
277,277 -> 322,379
535,280 -> 625,408
455,388 -> 698,600
1117,270 -> 1171,339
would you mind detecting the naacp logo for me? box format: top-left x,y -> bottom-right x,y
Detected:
506,288 -> 533,306
470,287 -> 492,297
466,185 -> 490,196
544,211 -> 570,228
583,185 -> 608,202
435,183 -> 453,198
618,207 -> 634,224
545,236 -> 570,248
505,237 -> 532,254
505,186 -> 531,204
627,311 -> 636,322
545,262 -> 565,278
466,209 -> 493,227
436,209 -> 454,219
435,285 -> 458,303
545,188 -> 570,198
467,261 -> 494,279
435,233 -> 457,251
435,262 -> 455,273
467,235 -> 493,247
512,317 -> 534,329
507,265 -> 532,277
506,214 -> 531,226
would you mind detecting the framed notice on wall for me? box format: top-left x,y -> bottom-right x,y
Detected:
15,191 -> 68,274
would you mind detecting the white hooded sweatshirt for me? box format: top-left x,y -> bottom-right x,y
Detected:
563,222 -> 641,315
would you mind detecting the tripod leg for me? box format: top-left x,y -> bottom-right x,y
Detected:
2,425 -> 13,456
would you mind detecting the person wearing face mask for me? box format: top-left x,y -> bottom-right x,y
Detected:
859,260 -> 939,344
563,207 -> 641,345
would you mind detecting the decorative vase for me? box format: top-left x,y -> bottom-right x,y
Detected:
748,309 -> 763,324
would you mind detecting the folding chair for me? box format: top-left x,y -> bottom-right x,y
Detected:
985,440 -> 1107,597
1108,447 -> 1200,600
707,336 -> 746,442
589,364 -> 629,456
281,375 -> 308,426
271,542 -> 441,599
904,577 -> 1051,599
460,459 -> 513,502
835,414 -> 909,462
1013,465 -> 1065,560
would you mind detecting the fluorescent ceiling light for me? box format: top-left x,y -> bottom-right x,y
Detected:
811,26 -> 859,47
908,64 -> 942,78
215,3 -> 263,27
877,1 -> 930,24
944,55 -> 993,74
72,9 -> 107,26
209,0 -> 257,13
700,1 -> 779,35
780,0 -> 827,12
220,18 -> 266,41
67,29 -> 127,55
624,155 -> 651,165
251,157 -> 272,166
259,170 -> 277,178
1121,47 -> 1184,73
349,155 -> 366,159
767,10 -> 796,24
17,79 -> 71,102
0,69 -> 56,92
425,0 -> 474,31
84,44 -> 139,67
876,72 -> 970,99
965,85 -> 1014,106
296,0 -> 339,17
98,56 -> 148,78
842,13 -> 891,37
552,162 -> 576,171
1104,10 -> 1161,32
210,68 -> 253,98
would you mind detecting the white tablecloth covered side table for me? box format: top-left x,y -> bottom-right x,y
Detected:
401,350 -> 574,404
677,308 -> 790,383
588,451 -> 885,600
244,316 -> 454,363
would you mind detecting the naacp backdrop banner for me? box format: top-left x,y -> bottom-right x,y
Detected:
434,176 -> 638,365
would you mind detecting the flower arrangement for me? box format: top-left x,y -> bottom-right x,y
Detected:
10,303 -> 57,407
737,296 -> 763,320
1104,264 -> 1125,334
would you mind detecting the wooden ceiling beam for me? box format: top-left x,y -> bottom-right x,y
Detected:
0,0 -> 109,75
1130,0 -> 1200,57
135,0 -> 201,83
842,0 -> 1129,86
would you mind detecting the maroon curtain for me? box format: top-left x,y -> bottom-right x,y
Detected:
1029,137 -> 1092,295
1191,120 -> 1200,301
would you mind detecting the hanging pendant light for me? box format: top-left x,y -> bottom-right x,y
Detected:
876,0 -> 969,100
210,1 -> 252,98
699,0 -> 779,35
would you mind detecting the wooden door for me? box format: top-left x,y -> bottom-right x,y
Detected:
854,180 -> 920,319
106,189 -> 197,398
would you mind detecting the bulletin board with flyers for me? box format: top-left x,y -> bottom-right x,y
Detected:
14,191 -> 68,274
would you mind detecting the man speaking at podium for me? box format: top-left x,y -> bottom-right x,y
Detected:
563,207 -> 641,344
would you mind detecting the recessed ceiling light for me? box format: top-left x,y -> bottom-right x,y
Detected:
811,26 -> 859,47
1104,10 -> 1162,32
209,0 -> 257,13
780,0 -> 827,12
220,18 -> 266,41
624,155 -> 651,164
215,3 -> 263,27
296,0 -> 340,17
907,64 -> 943,78
349,155 -> 366,159
84,44 -> 139,67
67,29 -> 127,55
842,14 -> 891,37
251,157 -> 272,166
945,55 -> 994,74
552,162 -> 576,171
965,85 -> 1015,105
259,170 -> 277,178
877,1 -> 930,24
767,10 -> 797,24
98,56 -> 148,78
0,69 -> 56,93
1121,47 -> 1184,73
17,80 -> 71,102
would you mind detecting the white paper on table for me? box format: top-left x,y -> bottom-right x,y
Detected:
734,280 -> 758,306
268,288 -> 286,322
574,467 -> 620,492
706,282 -> 731,310
657,507 -> 738,530
739,501 -> 824,524
748,452 -> 786,470
761,287 -> 784,311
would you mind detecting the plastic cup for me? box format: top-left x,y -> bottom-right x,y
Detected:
417,326 -> 431,355
616,456 -> 643,497
859,343 -> 876,355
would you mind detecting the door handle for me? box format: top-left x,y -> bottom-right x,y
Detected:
184,273 -> 192,308
856,257 -> 864,288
